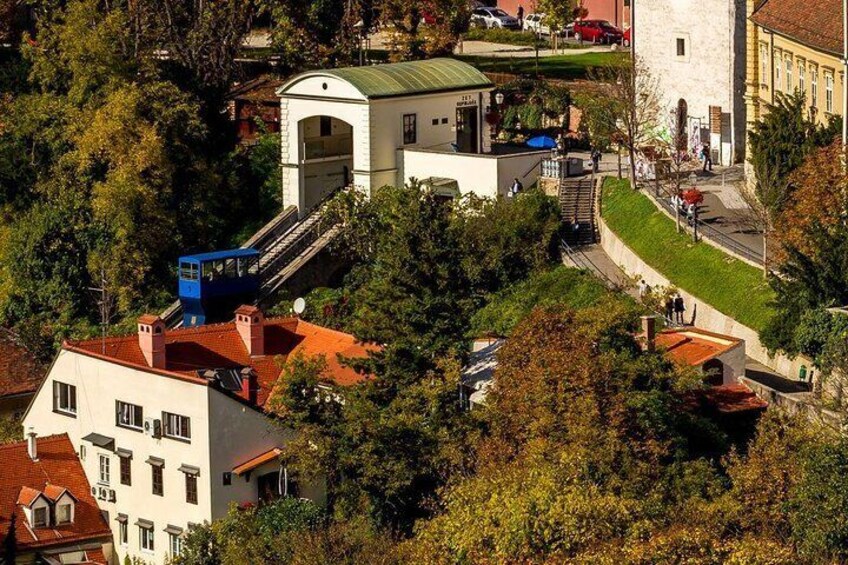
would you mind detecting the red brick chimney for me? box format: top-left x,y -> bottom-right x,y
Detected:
240,369 -> 257,404
138,315 -> 166,369
641,315 -> 656,352
235,305 -> 264,356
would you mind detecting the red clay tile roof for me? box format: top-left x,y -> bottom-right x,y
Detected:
655,329 -> 741,368
0,434 -> 112,551
82,547 -> 107,564
229,77 -> 285,102
751,0 -> 843,56
233,447 -> 283,476
64,317 -> 375,410
0,329 -> 46,399
702,383 -> 769,414
43,484 -> 74,502
16,486 -> 43,507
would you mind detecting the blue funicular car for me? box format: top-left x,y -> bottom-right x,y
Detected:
178,248 -> 260,327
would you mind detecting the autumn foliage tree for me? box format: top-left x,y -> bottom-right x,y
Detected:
774,141 -> 848,261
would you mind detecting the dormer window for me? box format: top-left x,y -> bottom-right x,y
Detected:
33,506 -> 48,527
56,503 -> 72,524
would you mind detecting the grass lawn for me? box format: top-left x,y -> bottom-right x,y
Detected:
601,177 -> 775,332
457,51 -> 627,81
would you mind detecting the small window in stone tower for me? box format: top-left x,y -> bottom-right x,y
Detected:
676,38 -> 686,57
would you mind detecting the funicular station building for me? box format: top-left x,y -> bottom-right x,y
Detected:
277,58 -> 549,213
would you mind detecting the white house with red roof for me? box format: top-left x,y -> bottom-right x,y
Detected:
22,306 -> 372,564
0,433 -> 113,564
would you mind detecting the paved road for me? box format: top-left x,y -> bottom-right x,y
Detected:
690,166 -> 765,262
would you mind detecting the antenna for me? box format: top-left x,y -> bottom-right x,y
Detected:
87,266 -> 116,355
293,297 -> 306,316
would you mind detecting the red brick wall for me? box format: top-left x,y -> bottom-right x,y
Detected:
495,0 -> 630,29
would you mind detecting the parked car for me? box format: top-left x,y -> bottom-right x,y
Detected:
572,19 -> 623,44
471,7 -> 521,30
523,13 -> 562,36
623,27 -> 631,47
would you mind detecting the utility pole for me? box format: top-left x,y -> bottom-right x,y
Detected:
844,0 -> 847,146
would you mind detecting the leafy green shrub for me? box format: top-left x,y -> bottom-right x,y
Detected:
469,265 -> 629,337
463,28 -> 545,47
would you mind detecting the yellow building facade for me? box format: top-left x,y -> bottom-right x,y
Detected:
746,0 -> 844,128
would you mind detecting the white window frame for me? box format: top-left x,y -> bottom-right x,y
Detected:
163,412 -> 191,441
33,506 -> 48,528
119,521 -> 128,546
760,43 -> 768,86
56,503 -> 72,524
169,532 -> 183,557
53,381 -> 77,416
116,400 -> 143,430
140,526 -> 154,553
798,60 -> 806,94
812,66 -> 819,107
775,51 -> 782,91
785,56 -> 793,92
826,72 -> 834,113
99,454 -> 111,485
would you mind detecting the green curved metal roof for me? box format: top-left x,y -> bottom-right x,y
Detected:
297,58 -> 493,99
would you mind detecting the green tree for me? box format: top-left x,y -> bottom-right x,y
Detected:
745,91 -> 841,271
261,0 -> 361,71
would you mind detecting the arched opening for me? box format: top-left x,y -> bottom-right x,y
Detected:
299,115 -> 354,210
702,358 -> 725,386
676,99 -> 688,151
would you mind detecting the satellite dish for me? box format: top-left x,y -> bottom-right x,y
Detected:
293,297 -> 306,316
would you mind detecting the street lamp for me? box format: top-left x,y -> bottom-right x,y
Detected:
495,92 -> 505,106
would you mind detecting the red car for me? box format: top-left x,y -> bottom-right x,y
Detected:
623,27 -> 631,47
572,20 -> 623,44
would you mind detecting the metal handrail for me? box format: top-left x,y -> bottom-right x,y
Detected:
560,237 -> 679,327
652,194 -> 764,265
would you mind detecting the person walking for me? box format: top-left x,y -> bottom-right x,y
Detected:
673,294 -> 685,325
591,148 -> 601,173
517,5 -> 524,26
511,178 -> 523,195
702,143 -> 712,172
664,296 -> 674,322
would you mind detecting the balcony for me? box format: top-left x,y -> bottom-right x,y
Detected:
303,134 -> 353,162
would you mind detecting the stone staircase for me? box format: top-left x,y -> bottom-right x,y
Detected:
559,178 -> 597,246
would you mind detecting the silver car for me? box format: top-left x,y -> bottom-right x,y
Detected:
471,7 -> 521,30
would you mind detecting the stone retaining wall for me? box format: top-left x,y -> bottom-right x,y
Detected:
598,217 -> 812,381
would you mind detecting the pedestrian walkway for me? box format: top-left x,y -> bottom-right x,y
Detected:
690,166 -> 765,262
561,243 -> 638,299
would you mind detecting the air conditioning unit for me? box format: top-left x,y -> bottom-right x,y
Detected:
108,489 -> 116,502
143,417 -> 162,438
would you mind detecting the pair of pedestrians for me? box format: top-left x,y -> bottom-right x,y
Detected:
664,294 -> 686,325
